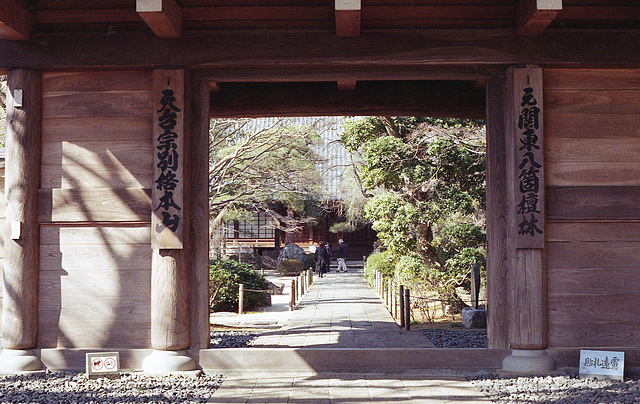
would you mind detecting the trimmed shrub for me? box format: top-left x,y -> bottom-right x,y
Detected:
209,259 -> 270,312
365,250 -> 395,283
302,254 -> 316,271
278,259 -> 304,275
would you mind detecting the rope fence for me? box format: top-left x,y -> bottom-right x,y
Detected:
368,265 -> 484,330
237,268 -> 314,314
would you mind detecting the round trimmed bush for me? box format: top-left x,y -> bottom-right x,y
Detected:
278,259 -> 304,275
209,259 -> 269,312
302,254 -> 316,271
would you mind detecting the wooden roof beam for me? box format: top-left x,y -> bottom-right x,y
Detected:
137,0 -> 183,38
335,0 -> 360,37
517,0 -> 562,36
337,80 -> 357,91
0,0 -> 35,41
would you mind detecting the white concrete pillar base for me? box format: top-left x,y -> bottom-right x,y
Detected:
501,349 -> 557,373
142,350 -> 197,373
0,349 -> 42,373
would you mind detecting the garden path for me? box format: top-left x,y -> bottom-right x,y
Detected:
251,268 -> 433,348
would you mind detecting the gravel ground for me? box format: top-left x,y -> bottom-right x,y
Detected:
211,328 -> 489,349
210,331 -> 259,348
0,371 -> 223,403
213,329 -> 640,403
470,371 -> 640,403
421,329 -> 487,348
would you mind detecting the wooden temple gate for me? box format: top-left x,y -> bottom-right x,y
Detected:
1,0 -> 640,372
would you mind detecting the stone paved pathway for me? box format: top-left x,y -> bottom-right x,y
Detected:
251,269 -> 433,348
208,269 -> 491,403
209,373 -> 491,403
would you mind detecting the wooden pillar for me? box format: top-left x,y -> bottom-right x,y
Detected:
188,76 -> 211,349
143,69 -> 195,372
151,250 -> 189,349
501,67 -> 555,372
486,76 -> 510,349
1,69 -> 42,372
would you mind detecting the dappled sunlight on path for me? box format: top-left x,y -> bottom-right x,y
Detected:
210,373 -> 492,403
251,270 -> 434,349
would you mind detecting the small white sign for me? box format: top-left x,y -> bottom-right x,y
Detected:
13,89 -> 23,108
579,349 -> 624,380
86,352 -> 120,379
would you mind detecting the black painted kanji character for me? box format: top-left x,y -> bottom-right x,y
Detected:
517,214 -> 543,237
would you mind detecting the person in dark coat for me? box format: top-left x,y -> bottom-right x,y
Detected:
315,241 -> 329,277
323,243 -> 331,272
337,239 -> 348,272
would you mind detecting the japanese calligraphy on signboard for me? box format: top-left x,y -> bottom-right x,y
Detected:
579,350 -> 624,380
513,68 -> 544,249
152,70 -> 184,249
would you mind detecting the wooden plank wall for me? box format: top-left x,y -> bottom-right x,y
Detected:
545,69 -> 640,347
38,71 -> 153,348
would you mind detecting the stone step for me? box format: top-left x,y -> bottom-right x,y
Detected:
199,347 -> 509,374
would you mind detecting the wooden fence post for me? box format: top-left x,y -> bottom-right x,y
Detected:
238,284 -> 244,315
303,271 -> 307,292
300,273 -> 305,296
290,280 -> 296,310
399,285 -> 405,328
391,280 -> 397,320
404,288 -> 411,331
295,277 -> 300,301
471,263 -> 480,309
385,279 -> 389,308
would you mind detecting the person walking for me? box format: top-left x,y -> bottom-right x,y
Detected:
324,242 -> 331,272
315,241 -> 329,278
337,239 -> 348,272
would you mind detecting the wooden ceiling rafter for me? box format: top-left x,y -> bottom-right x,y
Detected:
517,0 -> 562,36
34,9 -> 140,24
5,29 -> 640,69
0,0 -> 35,41
335,0 -> 360,37
209,81 -> 486,119
137,0 -> 183,38
337,80 -> 357,91
26,2 -> 640,33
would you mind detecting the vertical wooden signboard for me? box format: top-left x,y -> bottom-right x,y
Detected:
512,68 -> 545,249
506,67 -> 549,351
152,69 -> 184,249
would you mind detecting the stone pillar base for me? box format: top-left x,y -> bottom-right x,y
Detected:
142,350 -> 197,373
0,349 -> 42,373
501,349 -> 557,373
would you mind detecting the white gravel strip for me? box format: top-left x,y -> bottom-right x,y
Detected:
470,371 -> 640,403
421,329 -> 487,348
0,371 -> 223,403
210,331 -> 259,348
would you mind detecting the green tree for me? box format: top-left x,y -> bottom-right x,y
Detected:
342,117 -> 486,307
209,118 -> 327,252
